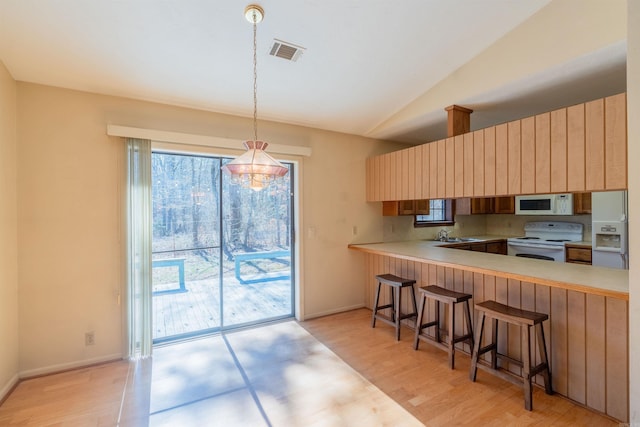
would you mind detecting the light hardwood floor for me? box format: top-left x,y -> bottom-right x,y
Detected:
0,309 -> 618,426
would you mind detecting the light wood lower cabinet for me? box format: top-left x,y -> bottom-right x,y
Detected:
362,253 -> 628,422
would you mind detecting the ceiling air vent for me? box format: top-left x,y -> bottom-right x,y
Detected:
269,39 -> 305,62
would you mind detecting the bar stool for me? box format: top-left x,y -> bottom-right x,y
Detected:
371,274 -> 418,341
469,300 -> 553,411
413,285 -> 474,369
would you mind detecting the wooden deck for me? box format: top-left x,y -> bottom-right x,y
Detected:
153,273 -> 293,341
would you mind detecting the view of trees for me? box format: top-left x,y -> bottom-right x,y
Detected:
151,152 -> 292,258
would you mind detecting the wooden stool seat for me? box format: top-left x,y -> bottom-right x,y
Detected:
469,300 -> 553,411
413,285 -> 473,369
371,274 -> 418,341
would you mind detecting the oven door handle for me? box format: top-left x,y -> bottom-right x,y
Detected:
507,242 -> 562,250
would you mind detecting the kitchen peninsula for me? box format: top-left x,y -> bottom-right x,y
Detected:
349,239 -> 629,422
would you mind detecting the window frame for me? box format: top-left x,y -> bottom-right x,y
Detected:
414,199 -> 455,227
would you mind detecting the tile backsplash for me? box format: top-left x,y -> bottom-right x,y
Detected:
382,213 -> 592,242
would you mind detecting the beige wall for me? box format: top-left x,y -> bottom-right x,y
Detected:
0,61 -> 19,397
627,0 -> 639,421
15,82 -> 402,374
372,0 -> 627,139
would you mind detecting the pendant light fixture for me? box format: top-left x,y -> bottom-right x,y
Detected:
222,4 -> 288,191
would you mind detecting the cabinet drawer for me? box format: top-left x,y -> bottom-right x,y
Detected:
566,247 -> 592,264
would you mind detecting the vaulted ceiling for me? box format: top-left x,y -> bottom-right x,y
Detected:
0,1 -> 627,143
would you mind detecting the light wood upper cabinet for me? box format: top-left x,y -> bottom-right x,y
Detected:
464,132 -> 474,197
437,139 -> 446,198
445,137 -> 455,198
585,98 -> 605,191
535,112 -> 551,193
420,144 -> 429,200
550,108 -> 567,193
473,129 -> 485,197
605,93 -> 627,190
521,117 -> 535,194
495,123 -> 508,195
365,93 -> 626,203
567,103 -> 586,192
484,126 -> 496,196
507,120 -> 521,195
429,141 -> 438,199
454,135 -> 464,198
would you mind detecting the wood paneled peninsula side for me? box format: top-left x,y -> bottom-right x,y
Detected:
349,240 -> 629,422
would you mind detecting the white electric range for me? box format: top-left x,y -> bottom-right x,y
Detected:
507,221 -> 584,262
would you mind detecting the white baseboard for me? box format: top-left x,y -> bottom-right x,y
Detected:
303,303 -> 365,320
0,373 -> 19,402
19,353 -> 124,379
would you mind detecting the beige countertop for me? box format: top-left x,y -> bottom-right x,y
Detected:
348,238 -> 628,299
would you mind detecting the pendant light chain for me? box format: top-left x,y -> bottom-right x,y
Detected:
252,10 -> 258,143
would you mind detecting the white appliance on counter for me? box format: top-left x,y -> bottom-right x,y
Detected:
515,193 -> 573,216
507,221 -> 583,262
591,191 -> 628,269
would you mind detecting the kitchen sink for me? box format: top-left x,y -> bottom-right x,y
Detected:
435,237 -> 482,243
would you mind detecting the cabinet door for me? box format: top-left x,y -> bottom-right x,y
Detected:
414,199 -> 430,215
567,103 -> 586,192
535,112 -> 551,193
430,142 -> 438,199
366,156 -> 374,202
494,196 -> 515,214
470,243 -> 487,252
474,129 -> 485,197
454,135 -> 464,198
521,117 -> 535,194
508,120 -> 521,195
383,152 -> 392,201
551,108 -> 568,193
446,137 -> 455,198
484,127 -> 496,196
486,241 -> 507,255
585,98 -> 605,191
400,148 -> 411,200
573,192 -> 592,214
420,144 -> 430,199
398,199 -> 415,215
605,93 -> 627,190
414,145 -> 424,199
472,198 -> 493,214
464,133 -> 474,197
495,124 -> 508,195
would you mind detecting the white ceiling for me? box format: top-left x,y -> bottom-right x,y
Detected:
0,1 -> 627,143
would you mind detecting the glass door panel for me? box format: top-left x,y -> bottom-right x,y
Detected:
221,160 -> 294,328
151,153 -> 221,342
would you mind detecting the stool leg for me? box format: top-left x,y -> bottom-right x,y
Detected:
522,325 -> 533,411
389,286 -> 395,323
371,282 -> 382,328
470,311 -> 485,382
448,300 -> 455,369
536,323 -> 553,395
410,285 -> 418,320
490,318 -> 499,369
464,300 -> 474,351
395,286 -> 402,341
413,294 -> 426,350
434,301 -> 441,343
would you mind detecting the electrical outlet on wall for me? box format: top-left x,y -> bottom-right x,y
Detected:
85,331 -> 95,346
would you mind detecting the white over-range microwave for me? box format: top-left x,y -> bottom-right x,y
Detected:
515,193 -> 573,215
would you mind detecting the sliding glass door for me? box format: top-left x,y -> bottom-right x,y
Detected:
151,152 -> 293,343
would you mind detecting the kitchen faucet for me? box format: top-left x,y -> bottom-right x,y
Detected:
437,229 -> 450,241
